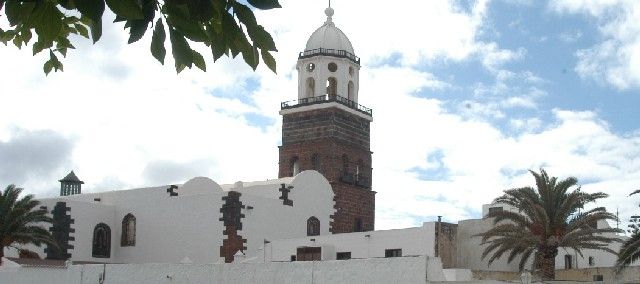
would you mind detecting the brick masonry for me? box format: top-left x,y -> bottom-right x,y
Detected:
279,107 -> 375,233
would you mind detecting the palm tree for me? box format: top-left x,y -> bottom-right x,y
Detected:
0,184 -> 57,265
477,169 -> 621,280
615,189 -> 640,271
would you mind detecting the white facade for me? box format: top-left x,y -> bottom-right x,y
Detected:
265,222 -> 437,261
5,170 -> 335,264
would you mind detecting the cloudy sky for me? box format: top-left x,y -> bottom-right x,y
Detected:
1,0 -> 639,231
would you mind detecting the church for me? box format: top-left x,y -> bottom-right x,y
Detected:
2,5 -> 629,283
7,5 -> 376,265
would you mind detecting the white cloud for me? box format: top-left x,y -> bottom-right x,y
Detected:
558,30 -> 583,43
551,0 -> 640,89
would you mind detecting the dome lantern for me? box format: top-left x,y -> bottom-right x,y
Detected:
296,6 -> 362,105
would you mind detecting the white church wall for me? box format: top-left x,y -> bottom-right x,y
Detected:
266,223 -> 435,261
0,257 -> 428,284
456,217 -> 525,272
30,199 -> 117,263
238,171 -> 335,260
17,171 -> 334,265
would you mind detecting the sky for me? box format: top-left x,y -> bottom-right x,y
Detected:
1,0 -> 639,231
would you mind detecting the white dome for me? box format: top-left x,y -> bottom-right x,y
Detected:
304,8 -> 354,54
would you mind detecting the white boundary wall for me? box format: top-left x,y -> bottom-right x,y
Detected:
1,256 -> 429,284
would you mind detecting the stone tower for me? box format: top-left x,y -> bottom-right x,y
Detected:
278,7 -> 375,233
59,170 -> 84,196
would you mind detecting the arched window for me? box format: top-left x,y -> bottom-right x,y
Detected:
306,77 -> 315,98
92,223 -> 111,258
290,157 -> 300,176
354,218 -> 363,232
348,81 -> 354,101
307,216 -> 320,236
121,213 -> 136,247
311,153 -> 320,170
356,159 -> 364,181
326,77 -> 337,96
342,155 -> 349,173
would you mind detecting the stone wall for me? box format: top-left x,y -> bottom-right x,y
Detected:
281,108 -> 370,149
435,222 -> 457,268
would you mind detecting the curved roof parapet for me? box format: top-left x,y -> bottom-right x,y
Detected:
180,176 -> 223,195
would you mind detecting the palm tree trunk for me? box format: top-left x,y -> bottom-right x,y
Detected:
540,256 -> 555,280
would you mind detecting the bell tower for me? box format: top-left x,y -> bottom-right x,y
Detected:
278,6 -> 375,233
59,170 -> 84,196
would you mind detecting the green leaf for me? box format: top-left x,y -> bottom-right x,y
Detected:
175,62 -> 186,74
150,18 -> 166,64
105,0 -> 143,20
89,18 -> 102,43
169,28 -> 193,72
221,12 -> 245,59
127,20 -> 149,43
5,1 -> 20,26
75,0 -> 105,24
206,22 -> 227,61
0,29 -> 16,45
165,3 -> 208,43
127,0 -> 155,43
191,50 -> 206,71
21,29 -> 32,44
187,0 -> 214,22
247,0 -> 281,10
74,23 -> 90,39
43,60 -> 54,74
210,35 -> 227,61
32,40 -> 52,55
29,1 -> 64,45
261,49 -> 276,73
6,1 -> 35,26
241,45 -> 259,70
233,3 -> 257,27
44,50 -> 63,75
12,35 -> 22,49
248,25 -> 277,51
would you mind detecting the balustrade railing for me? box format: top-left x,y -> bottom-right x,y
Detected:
299,48 -> 360,64
281,94 -> 372,116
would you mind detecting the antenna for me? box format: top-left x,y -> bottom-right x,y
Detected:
329,0 -> 331,8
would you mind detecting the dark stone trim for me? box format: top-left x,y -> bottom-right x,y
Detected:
45,202 -> 74,260
219,191 -> 246,263
167,185 -> 178,197
278,183 -> 294,206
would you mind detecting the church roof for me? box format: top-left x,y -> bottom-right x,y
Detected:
304,7 -> 355,54
59,171 -> 84,184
